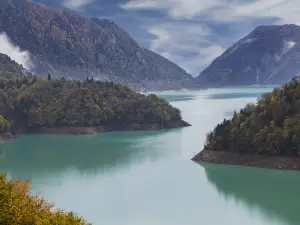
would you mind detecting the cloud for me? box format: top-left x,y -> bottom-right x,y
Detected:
121,0 -> 158,9
62,0 -> 93,10
120,0 -> 225,19
121,0 -> 300,75
0,32 -> 33,70
147,22 -> 225,75
121,0 -> 300,23
209,0 -> 300,24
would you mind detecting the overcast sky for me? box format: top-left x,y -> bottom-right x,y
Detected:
35,0 -> 299,76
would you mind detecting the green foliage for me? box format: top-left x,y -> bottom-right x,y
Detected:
205,76 -> 300,157
0,76 -> 182,134
0,172 -> 90,225
0,115 -> 10,133
0,53 -> 30,78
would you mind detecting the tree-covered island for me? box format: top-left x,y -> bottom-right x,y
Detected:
0,53 -> 190,138
193,76 -> 300,170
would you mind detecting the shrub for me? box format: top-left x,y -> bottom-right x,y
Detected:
0,172 -> 90,225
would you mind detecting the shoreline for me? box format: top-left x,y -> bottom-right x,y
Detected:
192,149 -> 300,171
0,133 -> 17,141
0,120 -> 191,140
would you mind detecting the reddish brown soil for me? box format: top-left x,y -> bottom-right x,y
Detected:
192,149 -> 300,171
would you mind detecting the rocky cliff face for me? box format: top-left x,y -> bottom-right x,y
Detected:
197,24 -> 300,87
0,0 -> 198,91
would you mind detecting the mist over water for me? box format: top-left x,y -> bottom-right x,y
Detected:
0,87 -> 298,225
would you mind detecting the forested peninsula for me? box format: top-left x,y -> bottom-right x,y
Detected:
0,54 -> 189,139
193,77 -> 300,170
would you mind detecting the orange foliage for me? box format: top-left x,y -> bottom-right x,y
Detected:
0,173 -> 90,225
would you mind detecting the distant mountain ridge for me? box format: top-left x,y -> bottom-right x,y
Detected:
0,0 -> 198,91
197,24 -> 300,87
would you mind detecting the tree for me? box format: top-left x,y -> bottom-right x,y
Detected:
0,173 -> 89,225
0,75 -> 182,133
204,76 -> 300,157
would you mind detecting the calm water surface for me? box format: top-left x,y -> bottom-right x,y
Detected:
1,87 -> 300,225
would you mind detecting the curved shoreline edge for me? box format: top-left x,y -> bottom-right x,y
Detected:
0,120 -> 191,140
0,133 -> 17,142
192,149 -> 300,171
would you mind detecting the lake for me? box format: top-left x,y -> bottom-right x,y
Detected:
1,87 -> 300,225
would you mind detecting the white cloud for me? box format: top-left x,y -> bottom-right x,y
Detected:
121,0 -> 158,9
121,0 -> 300,75
147,22 -> 225,75
121,0 -> 225,19
148,23 -> 211,52
62,0 -> 93,10
121,0 -> 300,23
210,0 -> 300,24
0,32 -> 32,70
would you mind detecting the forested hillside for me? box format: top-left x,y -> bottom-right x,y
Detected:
0,0 -> 199,91
0,76 -> 183,133
0,54 -> 185,134
205,76 -> 300,156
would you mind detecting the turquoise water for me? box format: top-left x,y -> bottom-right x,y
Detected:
1,87 -> 299,225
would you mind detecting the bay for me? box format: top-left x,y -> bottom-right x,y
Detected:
1,87 -> 299,225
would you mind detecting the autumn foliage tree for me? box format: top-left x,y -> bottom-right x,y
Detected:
0,172 -> 90,225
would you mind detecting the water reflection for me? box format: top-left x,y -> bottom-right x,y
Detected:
0,129 -> 180,180
201,162 -> 300,225
205,92 -> 264,100
158,94 -> 196,102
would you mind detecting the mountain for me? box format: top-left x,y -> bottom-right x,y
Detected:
0,53 -> 30,78
0,0 -> 198,91
197,24 -> 300,87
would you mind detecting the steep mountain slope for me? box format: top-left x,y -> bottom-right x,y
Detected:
0,0 -> 198,91
0,53 -> 30,77
197,24 -> 300,87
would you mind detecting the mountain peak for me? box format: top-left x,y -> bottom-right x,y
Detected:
91,18 -> 117,27
0,0 -> 198,91
197,24 -> 300,87
253,24 -> 299,31
246,24 -> 300,39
